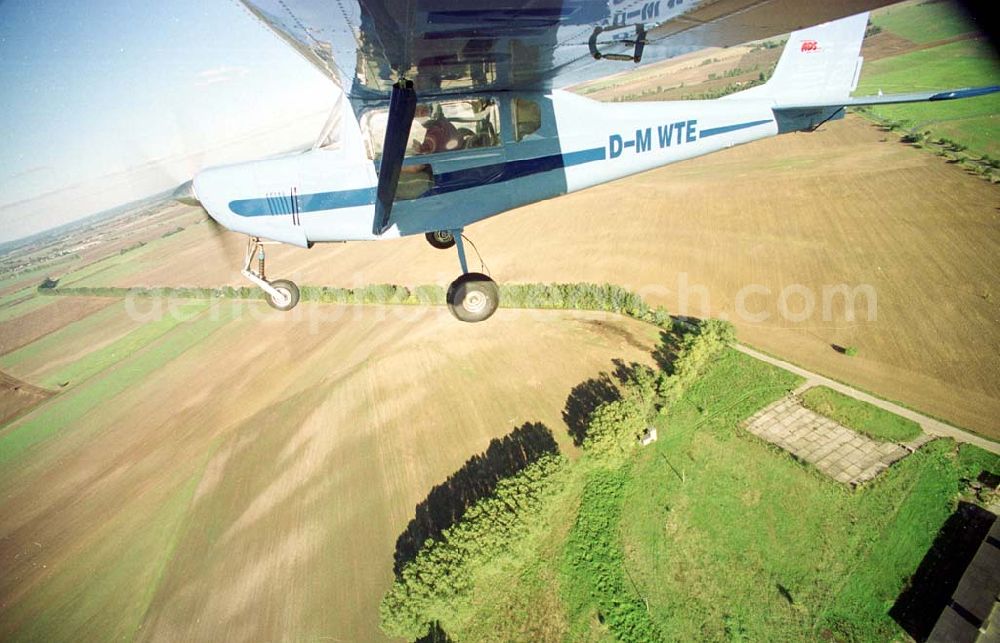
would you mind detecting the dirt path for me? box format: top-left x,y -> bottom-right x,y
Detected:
735,344 -> 1000,455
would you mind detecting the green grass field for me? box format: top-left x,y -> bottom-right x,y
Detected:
0,301 -> 225,466
870,0 -> 978,43
619,349 -> 979,640
403,348 -> 999,641
801,385 -> 923,443
857,34 -> 1000,159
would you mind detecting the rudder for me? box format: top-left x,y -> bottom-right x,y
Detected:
733,12 -> 869,106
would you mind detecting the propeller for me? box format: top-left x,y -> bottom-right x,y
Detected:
171,179 -> 200,207
171,178 -> 243,269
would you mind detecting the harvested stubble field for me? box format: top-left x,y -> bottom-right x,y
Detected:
0,302 -> 658,641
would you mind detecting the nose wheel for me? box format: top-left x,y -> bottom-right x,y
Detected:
241,237 -> 300,311
265,279 -> 300,311
445,231 -> 499,323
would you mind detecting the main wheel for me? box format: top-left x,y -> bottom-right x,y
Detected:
446,273 -> 499,323
266,279 -> 300,311
425,230 -> 456,249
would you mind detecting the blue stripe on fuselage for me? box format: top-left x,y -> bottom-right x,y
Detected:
228,146 -> 606,217
699,119 -> 773,138
231,187 -> 376,217
227,118 -> 765,218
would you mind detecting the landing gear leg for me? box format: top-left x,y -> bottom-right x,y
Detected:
241,237 -> 300,311
446,231 -> 498,323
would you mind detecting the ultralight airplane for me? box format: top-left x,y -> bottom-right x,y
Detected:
178,0 -> 998,322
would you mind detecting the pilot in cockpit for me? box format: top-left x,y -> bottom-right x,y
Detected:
410,100 -> 497,155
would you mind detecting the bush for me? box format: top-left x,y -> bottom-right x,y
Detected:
379,454 -> 566,639
410,284 -> 446,305
583,398 -> 647,457
659,318 -> 736,404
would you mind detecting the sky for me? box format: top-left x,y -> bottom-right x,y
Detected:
0,0 -> 339,243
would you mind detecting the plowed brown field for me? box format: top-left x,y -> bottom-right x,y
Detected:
0,305 -> 657,641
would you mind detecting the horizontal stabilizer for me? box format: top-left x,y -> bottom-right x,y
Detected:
776,85 -> 1000,110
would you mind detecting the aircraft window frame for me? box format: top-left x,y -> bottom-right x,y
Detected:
512,97 -> 542,142
361,98 -> 502,161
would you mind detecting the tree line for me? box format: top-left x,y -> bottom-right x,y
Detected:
380,317 -> 737,640
38,281 -> 675,329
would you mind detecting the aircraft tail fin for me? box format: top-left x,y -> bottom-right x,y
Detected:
732,12 -> 869,106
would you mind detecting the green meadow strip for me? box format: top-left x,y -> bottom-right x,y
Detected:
0,303 -> 225,466
0,293 -> 53,323
38,301 -> 209,389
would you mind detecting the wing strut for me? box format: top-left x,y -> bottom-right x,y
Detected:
373,80 -> 417,236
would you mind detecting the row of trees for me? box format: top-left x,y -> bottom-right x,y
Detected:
379,453 -> 567,640
37,281 -> 675,329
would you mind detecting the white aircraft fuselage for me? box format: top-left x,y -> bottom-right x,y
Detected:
193,90 -> 778,248
186,10 -> 995,320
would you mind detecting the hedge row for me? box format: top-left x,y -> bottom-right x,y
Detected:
39,281 -> 674,329
379,453 -> 567,640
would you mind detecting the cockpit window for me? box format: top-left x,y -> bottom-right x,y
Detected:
361,98 -> 500,160
513,98 -> 542,141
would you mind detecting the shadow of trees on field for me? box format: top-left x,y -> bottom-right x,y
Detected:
393,422 -> 559,576
889,501 -> 996,641
652,329 -> 682,374
415,621 -> 452,642
563,373 -> 620,446
562,357 -> 659,446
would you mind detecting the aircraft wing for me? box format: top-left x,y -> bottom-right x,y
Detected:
238,0 -> 903,101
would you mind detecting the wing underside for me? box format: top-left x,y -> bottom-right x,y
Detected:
238,0 -> 901,101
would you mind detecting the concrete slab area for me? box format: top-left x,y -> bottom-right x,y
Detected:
735,344 -> 1000,456
744,394 -> 920,486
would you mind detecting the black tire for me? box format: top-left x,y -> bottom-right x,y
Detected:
446,273 -> 499,323
266,279 -> 300,311
425,230 -> 456,249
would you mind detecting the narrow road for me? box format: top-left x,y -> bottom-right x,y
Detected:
735,344 -> 1000,456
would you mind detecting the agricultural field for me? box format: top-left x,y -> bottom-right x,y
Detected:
381,345 -> 1000,642
0,299 -> 660,641
0,1 -> 997,640
0,372 -> 50,426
